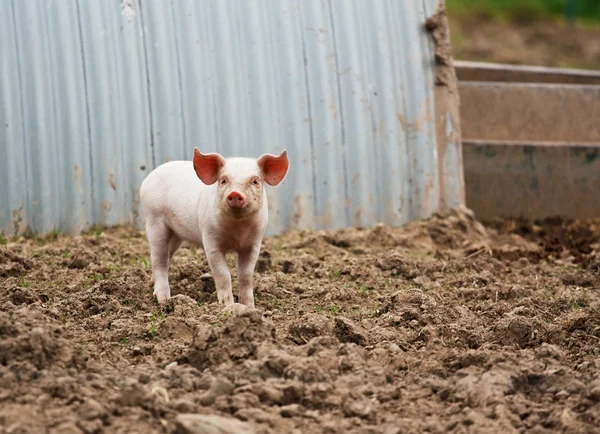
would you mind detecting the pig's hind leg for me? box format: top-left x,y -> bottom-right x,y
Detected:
168,235 -> 183,262
149,234 -> 181,289
146,217 -> 174,303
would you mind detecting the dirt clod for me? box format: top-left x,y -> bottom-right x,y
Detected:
334,317 -> 367,346
199,377 -> 235,406
288,314 -> 331,345
174,413 -> 254,434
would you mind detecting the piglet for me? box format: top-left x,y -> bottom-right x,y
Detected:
139,148 -> 289,307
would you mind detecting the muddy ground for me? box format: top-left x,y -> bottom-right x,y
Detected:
1,207 -> 600,433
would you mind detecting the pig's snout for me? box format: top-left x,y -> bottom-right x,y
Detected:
226,191 -> 246,209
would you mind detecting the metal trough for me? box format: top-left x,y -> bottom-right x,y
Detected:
458,62 -> 600,221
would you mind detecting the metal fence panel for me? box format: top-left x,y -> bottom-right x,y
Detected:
0,0 -> 461,236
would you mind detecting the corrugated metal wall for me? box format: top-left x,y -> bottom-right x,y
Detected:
0,0 -> 462,236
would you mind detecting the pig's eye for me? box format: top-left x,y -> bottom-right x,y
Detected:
220,178 -> 227,185
252,179 -> 259,185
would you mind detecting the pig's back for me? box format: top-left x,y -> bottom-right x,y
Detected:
140,161 -> 208,245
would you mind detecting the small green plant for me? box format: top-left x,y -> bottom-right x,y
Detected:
139,257 -> 149,269
19,279 -> 30,288
45,296 -> 55,309
266,296 -> 282,309
83,225 -> 104,237
148,311 -> 162,336
0,232 -> 6,245
94,273 -> 104,281
329,305 -> 340,314
47,227 -> 60,242
149,311 -> 167,322
333,269 -> 342,279
121,337 -> 130,345
315,305 -> 323,313
91,226 -> 103,237
358,285 -> 372,297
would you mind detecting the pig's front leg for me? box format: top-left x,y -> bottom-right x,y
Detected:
204,245 -> 234,306
146,219 -> 173,303
237,244 -> 260,308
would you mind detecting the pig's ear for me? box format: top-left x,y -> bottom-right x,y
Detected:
193,148 -> 225,185
257,150 -> 289,186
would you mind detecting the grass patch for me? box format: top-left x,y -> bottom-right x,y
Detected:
83,225 -> 104,237
46,227 -> 60,242
139,257 -> 149,269
447,0 -> 600,25
357,285 -> 372,297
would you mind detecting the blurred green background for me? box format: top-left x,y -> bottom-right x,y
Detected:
447,0 -> 600,24
446,0 -> 600,69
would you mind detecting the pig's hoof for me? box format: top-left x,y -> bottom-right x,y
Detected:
221,303 -> 249,316
154,291 -> 171,304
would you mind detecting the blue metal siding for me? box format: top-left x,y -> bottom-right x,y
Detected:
0,0 -> 461,236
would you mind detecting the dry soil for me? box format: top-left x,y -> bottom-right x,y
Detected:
1,207 -> 600,433
450,17 -> 600,70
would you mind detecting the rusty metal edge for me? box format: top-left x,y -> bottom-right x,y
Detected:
456,60 -> 600,85
428,0 -> 465,213
465,139 -> 600,149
